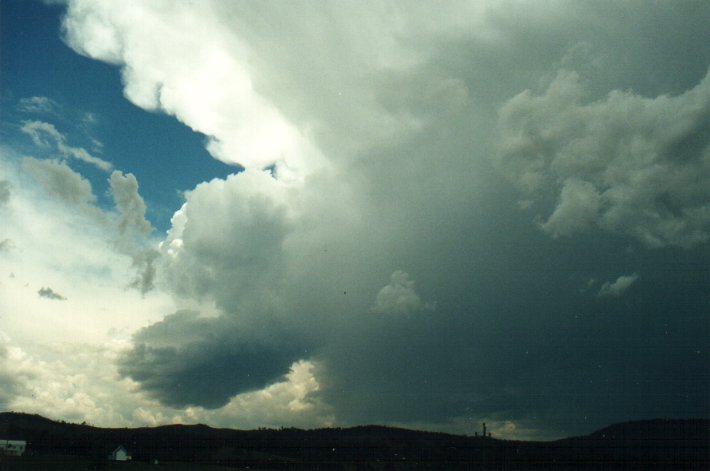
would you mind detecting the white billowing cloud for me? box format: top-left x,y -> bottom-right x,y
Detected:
598,273 -> 639,298
61,0 -> 512,179
370,270 -> 424,315
497,68 -> 710,248
62,0 -> 323,179
176,360 -> 334,430
20,120 -> 112,172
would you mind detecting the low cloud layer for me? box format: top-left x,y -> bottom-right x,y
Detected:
118,310 -> 307,409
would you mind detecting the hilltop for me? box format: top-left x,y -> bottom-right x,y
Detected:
1,412 -> 708,470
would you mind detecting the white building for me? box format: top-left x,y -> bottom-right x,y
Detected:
0,440 -> 27,456
108,445 -> 132,461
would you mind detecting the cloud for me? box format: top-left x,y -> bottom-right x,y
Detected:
0,180 -> 10,206
116,169 -> 312,408
61,1 -> 323,178
598,273 -> 639,298
117,310 -> 307,409
21,120 -> 113,172
539,178 -> 601,237
37,286 -> 66,300
17,96 -> 61,115
0,239 -> 12,253
370,270 -> 425,315
158,169 -> 294,312
0,147 -> 172,351
48,0 -> 710,437
0,334 -> 35,408
22,157 -> 96,207
109,171 -> 157,293
110,171 -> 152,238
0,148 -> 181,426
497,68 -> 710,248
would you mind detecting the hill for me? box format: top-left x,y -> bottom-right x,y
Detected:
1,412 -> 708,470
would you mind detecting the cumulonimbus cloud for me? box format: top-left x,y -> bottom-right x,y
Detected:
43,0 -> 710,436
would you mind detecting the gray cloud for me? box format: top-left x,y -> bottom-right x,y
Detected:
22,157 -> 96,207
109,171 -> 157,294
38,286 -> 66,300
118,170 -> 308,407
0,343 -> 29,408
158,169 -> 293,312
0,239 -> 12,253
109,171 -> 152,238
62,0 -> 710,437
497,68 -> 710,248
118,310 -> 307,408
21,120 -> 112,172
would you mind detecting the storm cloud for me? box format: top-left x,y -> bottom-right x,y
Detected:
118,310 -> 307,409
45,0 -> 710,436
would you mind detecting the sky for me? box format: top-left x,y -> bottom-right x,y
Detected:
0,0 -> 708,440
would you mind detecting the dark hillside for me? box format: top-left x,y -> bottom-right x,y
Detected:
1,412 -> 708,470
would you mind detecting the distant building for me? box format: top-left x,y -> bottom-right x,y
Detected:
0,440 -> 27,456
108,445 -> 132,461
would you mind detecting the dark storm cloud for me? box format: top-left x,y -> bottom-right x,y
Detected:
117,310 -> 308,408
62,0 -> 710,436
316,233 -> 710,434
38,286 -> 66,300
